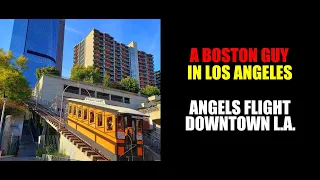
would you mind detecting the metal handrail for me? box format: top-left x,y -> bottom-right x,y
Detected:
28,101 -> 110,160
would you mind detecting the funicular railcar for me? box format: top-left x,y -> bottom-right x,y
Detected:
65,97 -> 149,161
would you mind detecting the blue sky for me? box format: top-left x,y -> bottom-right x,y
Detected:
0,19 -> 161,77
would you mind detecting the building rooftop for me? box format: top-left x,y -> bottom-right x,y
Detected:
39,74 -> 149,98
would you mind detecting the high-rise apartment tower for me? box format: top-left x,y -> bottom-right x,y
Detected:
73,29 -> 156,88
155,70 -> 160,89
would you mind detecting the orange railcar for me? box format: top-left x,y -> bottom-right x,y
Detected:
65,97 -> 149,161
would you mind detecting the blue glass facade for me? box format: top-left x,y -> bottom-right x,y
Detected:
9,19 -> 60,88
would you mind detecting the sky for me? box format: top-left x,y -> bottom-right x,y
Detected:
0,19 -> 161,78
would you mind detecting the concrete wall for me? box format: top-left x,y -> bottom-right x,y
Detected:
0,115 -> 24,155
33,75 -> 148,111
58,133 -> 91,161
139,104 -> 161,128
84,30 -> 94,66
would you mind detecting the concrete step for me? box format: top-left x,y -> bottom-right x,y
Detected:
85,150 -> 97,156
91,155 -> 104,161
80,147 -> 91,152
76,143 -> 86,148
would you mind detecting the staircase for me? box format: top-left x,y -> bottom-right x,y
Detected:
17,124 -> 37,157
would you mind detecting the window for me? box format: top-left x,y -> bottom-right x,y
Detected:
97,92 -> 110,100
84,109 -> 88,120
89,111 -> 94,123
69,105 -> 72,114
81,89 -> 95,96
111,95 -> 123,102
137,120 -> 142,132
78,107 -> 82,118
124,98 -> 130,104
107,117 -> 113,130
117,116 -> 124,131
73,106 -> 76,116
64,85 -> 79,94
97,114 -> 103,126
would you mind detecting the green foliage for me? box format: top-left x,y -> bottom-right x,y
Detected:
112,81 -> 122,89
35,66 -> 60,80
36,147 -> 68,157
50,152 -> 68,157
70,65 -> 101,84
15,55 -> 28,71
0,101 -> 29,116
141,85 -> 160,96
119,77 -> 140,93
36,148 -> 47,157
0,48 -> 31,102
103,73 -> 113,87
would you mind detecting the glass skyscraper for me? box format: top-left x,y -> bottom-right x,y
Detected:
9,19 -> 65,88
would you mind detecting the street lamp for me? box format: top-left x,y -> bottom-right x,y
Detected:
58,83 -> 92,131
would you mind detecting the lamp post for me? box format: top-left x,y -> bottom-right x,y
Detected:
58,82 -> 92,131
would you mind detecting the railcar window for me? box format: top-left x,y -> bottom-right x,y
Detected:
69,105 -> 72,114
98,114 -> 103,126
89,111 -> 94,123
117,116 -> 124,131
73,106 -> 76,116
84,109 -> 88,120
137,120 -> 142,132
107,117 -> 113,130
78,108 -> 82,118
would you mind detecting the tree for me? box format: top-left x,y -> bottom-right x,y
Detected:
112,81 -> 122,90
0,100 -> 29,116
103,73 -> 113,87
70,65 -> 101,84
141,85 -> 160,96
35,66 -> 60,80
0,48 -> 31,103
119,77 -> 140,93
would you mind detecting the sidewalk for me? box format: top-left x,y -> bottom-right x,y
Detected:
0,156 -> 41,161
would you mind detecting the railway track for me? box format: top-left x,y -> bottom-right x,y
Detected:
26,101 -> 110,161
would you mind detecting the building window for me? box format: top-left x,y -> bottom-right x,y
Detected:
89,111 -> 94,123
111,95 -> 123,102
97,113 -> 103,126
64,85 -> 79,94
124,97 -> 130,104
73,106 -> 76,116
84,108 -> 87,120
107,117 -> 113,130
97,92 -> 109,100
81,89 -> 95,97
